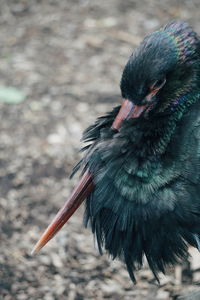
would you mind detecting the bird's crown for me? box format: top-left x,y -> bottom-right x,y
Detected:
158,20 -> 199,64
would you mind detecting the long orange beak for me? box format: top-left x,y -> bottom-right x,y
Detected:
31,99 -> 147,254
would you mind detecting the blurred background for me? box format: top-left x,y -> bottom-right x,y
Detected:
1,1 -> 200,299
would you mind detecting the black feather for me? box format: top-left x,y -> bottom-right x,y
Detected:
71,21 -> 200,282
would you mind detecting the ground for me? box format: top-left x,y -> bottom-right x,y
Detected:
1,0 -> 200,299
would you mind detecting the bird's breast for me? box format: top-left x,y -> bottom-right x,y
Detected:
86,131 -> 181,218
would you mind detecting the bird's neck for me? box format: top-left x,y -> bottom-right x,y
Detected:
156,89 -> 200,154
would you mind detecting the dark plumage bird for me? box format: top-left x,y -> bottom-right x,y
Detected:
32,21 -> 200,282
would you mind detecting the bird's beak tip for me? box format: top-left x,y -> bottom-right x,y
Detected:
31,243 -> 42,256
30,248 -> 37,256
32,172 -> 94,253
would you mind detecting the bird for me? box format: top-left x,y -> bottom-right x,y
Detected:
32,20 -> 200,283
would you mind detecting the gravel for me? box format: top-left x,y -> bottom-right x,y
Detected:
0,0 -> 200,299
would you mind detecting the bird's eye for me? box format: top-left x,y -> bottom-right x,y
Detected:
150,78 -> 166,91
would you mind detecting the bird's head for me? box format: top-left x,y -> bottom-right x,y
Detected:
113,21 -> 200,130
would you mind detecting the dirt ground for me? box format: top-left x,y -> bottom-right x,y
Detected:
1,0 -> 200,299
